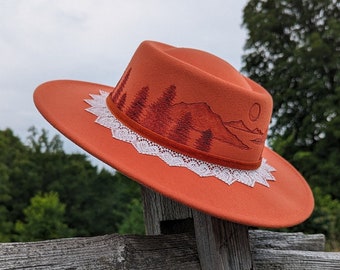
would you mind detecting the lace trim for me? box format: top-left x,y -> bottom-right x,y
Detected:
85,90 -> 276,188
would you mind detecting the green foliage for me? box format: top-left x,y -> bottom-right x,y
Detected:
27,126 -> 64,154
118,198 -> 145,235
242,0 -> 339,150
0,163 -> 13,242
14,192 -> 74,241
110,172 -> 144,234
0,127 -> 144,242
242,0 -> 340,248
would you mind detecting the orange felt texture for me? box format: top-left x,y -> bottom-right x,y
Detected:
34,80 -> 314,228
105,41 -> 273,169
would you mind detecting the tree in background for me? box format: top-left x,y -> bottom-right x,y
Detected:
0,163 -> 12,242
14,192 -> 74,241
242,0 -> 340,249
118,198 -> 145,235
0,128 -> 144,242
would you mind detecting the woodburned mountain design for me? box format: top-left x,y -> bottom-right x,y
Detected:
111,69 -> 265,152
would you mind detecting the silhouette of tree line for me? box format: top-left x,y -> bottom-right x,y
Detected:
111,73 -> 214,152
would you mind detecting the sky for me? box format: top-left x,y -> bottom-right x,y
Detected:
0,0 -> 248,168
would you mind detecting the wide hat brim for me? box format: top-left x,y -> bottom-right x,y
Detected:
34,79 -> 314,228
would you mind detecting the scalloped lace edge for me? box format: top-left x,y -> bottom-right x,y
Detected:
84,90 -> 276,188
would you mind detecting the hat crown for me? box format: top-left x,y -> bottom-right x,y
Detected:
166,47 -> 252,91
107,41 -> 273,170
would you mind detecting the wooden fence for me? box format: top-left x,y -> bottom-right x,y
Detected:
0,187 -> 339,269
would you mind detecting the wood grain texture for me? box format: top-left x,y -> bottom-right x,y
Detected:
0,231 -> 338,269
142,187 -> 254,269
0,233 -> 200,270
249,229 -> 325,251
253,248 -> 340,270
141,187 -> 193,235
192,210 -> 254,270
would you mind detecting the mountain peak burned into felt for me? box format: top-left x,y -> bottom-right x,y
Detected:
111,80 -> 267,151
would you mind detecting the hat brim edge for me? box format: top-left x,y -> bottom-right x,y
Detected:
34,80 -> 314,228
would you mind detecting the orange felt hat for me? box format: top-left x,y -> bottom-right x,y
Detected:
34,40 -> 314,228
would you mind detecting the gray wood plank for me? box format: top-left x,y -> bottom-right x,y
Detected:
0,232 -> 338,270
249,229 -> 325,251
0,233 -> 200,270
253,248 -> 340,270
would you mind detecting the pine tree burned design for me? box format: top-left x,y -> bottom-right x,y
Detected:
126,86 -> 149,122
111,68 -> 131,103
168,112 -> 193,145
117,93 -> 127,110
85,90 -> 277,188
108,68 -> 265,155
142,85 -> 177,135
196,129 -> 213,152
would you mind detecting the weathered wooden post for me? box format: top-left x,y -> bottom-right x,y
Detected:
142,187 -> 254,270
